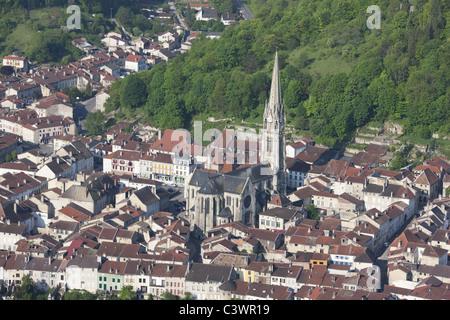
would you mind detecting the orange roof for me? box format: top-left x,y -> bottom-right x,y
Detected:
125,54 -> 143,62
3,55 -> 26,61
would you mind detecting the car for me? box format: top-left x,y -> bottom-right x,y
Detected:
168,188 -> 175,193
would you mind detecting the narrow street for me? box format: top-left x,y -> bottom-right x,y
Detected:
168,1 -> 189,31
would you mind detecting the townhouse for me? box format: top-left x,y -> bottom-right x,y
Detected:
2,55 -> 29,72
124,54 -> 147,73
103,150 -> 141,176
23,257 -> 66,292
29,92 -> 73,119
0,109 -> 76,144
259,207 -> 302,231
185,263 -> 238,300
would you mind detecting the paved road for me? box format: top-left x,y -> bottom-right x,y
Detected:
168,1 -> 190,31
73,96 -> 97,133
112,18 -> 133,40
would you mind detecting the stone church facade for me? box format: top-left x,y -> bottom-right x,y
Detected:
185,52 -> 287,234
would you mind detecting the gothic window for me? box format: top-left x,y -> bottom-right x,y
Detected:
205,199 -> 210,214
244,195 -> 251,208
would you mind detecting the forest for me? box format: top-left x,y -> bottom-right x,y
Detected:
0,0 -> 448,154
104,0 -> 449,154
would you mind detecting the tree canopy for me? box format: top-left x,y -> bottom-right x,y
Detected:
99,0 -> 450,148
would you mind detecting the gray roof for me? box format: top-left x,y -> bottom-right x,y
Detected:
45,158 -> 66,175
219,207 -> 232,218
188,169 -> 220,188
200,8 -> 218,18
225,163 -> 271,184
189,169 -> 249,195
60,185 -> 100,202
0,200 -> 34,224
185,263 -> 233,283
66,254 -> 99,269
133,186 -> 159,206
0,223 -> 27,235
260,207 -> 300,221
63,140 -> 93,160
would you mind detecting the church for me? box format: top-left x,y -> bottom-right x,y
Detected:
185,52 -> 287,233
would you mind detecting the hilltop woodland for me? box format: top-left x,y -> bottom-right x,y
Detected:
103,0 -> 449,153
0,0 -> 166,65
0,0 -> 448,156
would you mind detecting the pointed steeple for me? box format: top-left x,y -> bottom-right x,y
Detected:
268,50 -> 282,113
261,50 -> 287,196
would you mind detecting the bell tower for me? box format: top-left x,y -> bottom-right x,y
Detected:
261,51 -> 286,195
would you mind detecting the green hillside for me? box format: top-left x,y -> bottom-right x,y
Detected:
106,0 -> 449,151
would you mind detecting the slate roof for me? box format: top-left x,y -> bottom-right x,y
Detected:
260,207 -> 300,221
185,263 -> 233,283
133,186 -> 159,206
0,200 -> 34,224
189,168 -> 252,196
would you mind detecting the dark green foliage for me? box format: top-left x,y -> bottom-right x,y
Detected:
85,110 -> 107,137
63,289 -> 97,300
102,0 -> 448,144
306,204 -> 321,221
120,74 -> 147,110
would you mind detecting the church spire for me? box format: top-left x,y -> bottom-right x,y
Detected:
268,50 -> 282,113
261,50 -> 287,196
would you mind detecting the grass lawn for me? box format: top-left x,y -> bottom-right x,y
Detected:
288,46 -> 354,78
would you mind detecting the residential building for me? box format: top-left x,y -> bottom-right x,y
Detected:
2,55 -> 29,72
259,207 -> 302,231
185,263 -> 237,300
124,54 -> 147,72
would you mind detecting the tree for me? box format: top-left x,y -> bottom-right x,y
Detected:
120,74 -> 147,110
63,289 -> 97,300
391,154 -> 409,171
306,204 -> 320,221
242,50 -> 259,74
85,110 -> 107,136
14,275 -> 37,300
181,292 -> 193,300
160,291 -> 177,300
85,82 -> 93,98
118,285 -> 135,300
